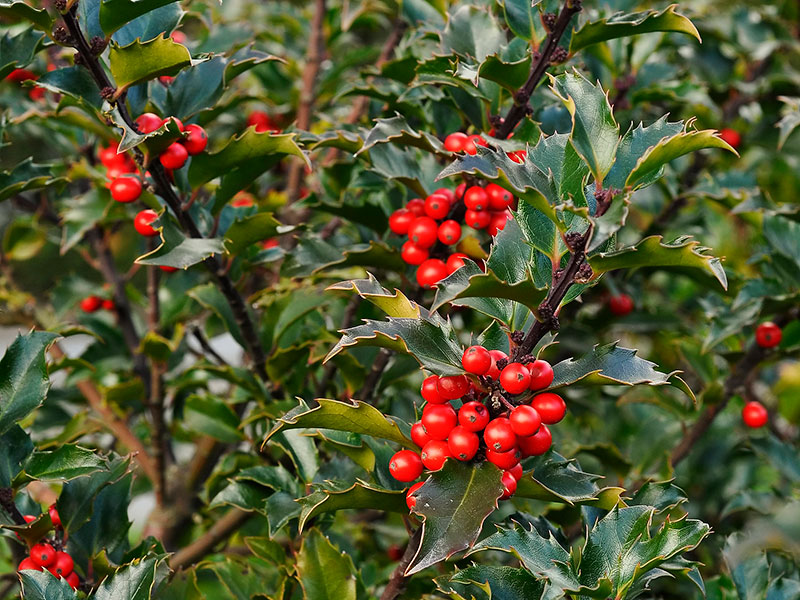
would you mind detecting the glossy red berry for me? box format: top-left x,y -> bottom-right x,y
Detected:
135,112 -> 162,134
408,216 -> 439,248
486,446 -> 522,470
609,294 -> 634,316
499,362 -> 531,395
446,253 -> 468,273
527,359 -> 554,390
465,209 -> 491,230
110,175 -> 142,203
422,403 -> 457,439
455,182 -> 466,199
742,401 -> 768,428
80,295 -> 102,313
464,186 -> 489,211
487,211 -> 509,236
416,259 -> 449,288
438,220 -> 462,245
508,150 -> 526,163
486,349 -> 507,380
247,110 -> 278,133
518,424 -> 551,456
421,375 -> 446,404
444,132 -> 468,153
389,449 -> 423,482
182,124 -> 208,155
411,422 -> 433,448
160,265 -> 179,273
484,417 -> 517,452
406,481 -> 425,511
719,128 -> 741,149
434,187 -> 455,202
160,142 -> 189,169
401,241 -> 429,265
462,345 -> 491,375
469,134 -> 487,148
507,462 -> 523,481
31,543 -> 56,568
509,405 -> 542,437
486,184 -> 513,210
231,192 -> 255,207
500,470 -> 517,499
447,426 -> 480,461
436,375 -> 469,400
458,401 -> 490,432
421,439 -> 451,471
48,504 -> 61,528
406,198 -> 425,216
133,209 -> 159,237
424,194 -> 450,220
755,322 -> 782,348
66,572 -> 79,589
102,299 -> 115,311
23,514 -> 36,523
18,558 -> 41,571
49,552 -> 74,577
389,209 -> 414,235
463,136 -> 478,155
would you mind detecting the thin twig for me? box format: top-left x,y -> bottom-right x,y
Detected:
169,509 -> 252,570
358,348 -> 391,402
191,326 -> 230,366
315,295 -> 361,397
380,527 -> 422,600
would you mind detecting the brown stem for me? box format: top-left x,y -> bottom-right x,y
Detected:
358,348 -> 392,401
380,527 -> 422,600
191,326 -> 230,366
169,509 -> 252,570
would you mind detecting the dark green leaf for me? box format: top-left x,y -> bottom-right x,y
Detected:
440,5 -> 506,63
25,444 -> 107,481
223,213 -> 282,255
0,425 -> 33,487
0,159 -> 63,203
359,115 -> 444,156
0,2 -> 52,33
298,482 -> 407,530
516,453 -> 622,508
94,557 -> 160,600
19,570 -> 77,600
183,395 -> 243,443
98,0 -> 176,35
136,215 -> 224,269
501,0 -> 542,41
627,480 -> 687,512
296,529 -> 358,600
439,565 -> 545,600
0,27 -> 45,78
550,342 -> 673,389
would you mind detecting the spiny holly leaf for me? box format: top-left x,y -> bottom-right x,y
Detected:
98,0 -> 177,35
108,35 -> 192,93
3,510 -> 53,545
35,66 -> 103,110
437,565 -> 545,600
56,455 -> 131,533
550,342 -> 673,389
500,0 -> 544,42
93,556 -> 160,600
328,274 -> 422,318
24,444 -> 108,481
440,5 -> 506,63
297,481 -> 407,530
516,453 -> 623,508
263,398 -> 413,448
223,212 -> 282,255
478,54 -> 531,91
0,27 -> 45,79
359,115 -> 445,156
19,570 -> 77,600
777,96 -> 800,149
0,425 -> 33,487
526,132 -> 590,208
627,480 -> 688,512
0,330 -> 58,436
0,2 -> 53,33
367,142 -> 441,197
136,215 -> 224,269
569,5 -> 701,53
764,214 -> 800,264
108,108 -> 184,155
296,529 -> 358,600
588,235 -> 727,289
0,159 -> 63,203
407,460 -> 504,575
281,237 -> 405,277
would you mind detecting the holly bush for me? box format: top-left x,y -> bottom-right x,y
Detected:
1,0 -> 799,597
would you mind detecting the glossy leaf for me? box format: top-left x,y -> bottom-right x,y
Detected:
359,115 -> 444,156
0,425 -> 33,487
25,444 -> 108,481
440,5 -> 506,63
136,215 -> 225,269
328,274 -> 422,318
296,529 -> 358,600
550,342 -> 673,389
94,556 -> 160,600
298,482 -> 407,530
0,27 -> 45,79
516,453 -> 622,508
19,570 -> 77,600
183,395 -> 243,443
0,159 -> 63,203
501,0 -> 543,41
0,2 -> 52,32
108,35 -> 192,92
98,0 -> 177,35
223,213 -> 282,255
281,237 -> 405,277
439,565 -> 545,600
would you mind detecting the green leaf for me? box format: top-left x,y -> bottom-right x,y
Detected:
183,395 -> 243,443
0,27 -> 46,79
550,342 -> 673,389
359,115 -> 445,156
0,330 -> 57,436
0,159 -> 63,203
57,456 -> 131,533
136,215 -> 225,269
98,0 -> 177,35
328,274 -> 423,318
281,237 -> 405,277
407,460 -> 504,575
19,570 -> 78,600
439,565 -> 545,600
223,213 -> 282,255
501,0 -> 542,41
549,70 -> 619,185
516,453 -> 622,508
264,398 -> 413,448
0,425 -> 33,487
296,529 -> 358,600
569,5 -> 701,53
628,480 -> 687,512
94,557 -> 160,600
750,435 -> 800,483
777,96 -> 800,149
60,189 -> 114,254
440,5 -> 506,63
588,235 -> 727,289
188,283 -> 246,349
25,444 -> 107,481
108,35 -> 192,92
0,2 -> 53,33
298,482 -> 407,530
764,215 -> 800,264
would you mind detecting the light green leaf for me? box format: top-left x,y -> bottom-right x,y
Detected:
605,116 -> 684,190
0,2 -> 53,33
108,35 -> 192,92
296,529 -> 358,600
298,482 -> 407,530
25,444 -> 107,481
136,215 -> 225,269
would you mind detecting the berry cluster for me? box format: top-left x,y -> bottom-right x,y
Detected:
4,67 -> 47,101
443,131 -> 526,163
17,505 -> 79,589
79,294 -> 114,313
390,345 -> 566,508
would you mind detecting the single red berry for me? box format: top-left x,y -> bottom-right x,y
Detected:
422,403 -> 457,440
18,558 -> 41,571
102,299 -> 115,311
406,198 -> 426,216
110,176 -> 142,203
462,345 -> 491,375
469,134 -> 487,148
389,209 -> 414,235
518,424 -> 552,456
500,470 -> 517,499
424,193 -> 451,220
742,401 -> 768,428
48,504 -> 61,528
171,30 -> 187,44
48,552 -> 73,577
133,209 -> 159,237
438,220 -> 462,245
507,462 -> 523,481
411,422 -> 433,448
436,375 -> 470,400
80,295 -> 102,313
31,543 -> 56,568
421,439 -> 451,471
434,187 -> 455,202
401,241 -> 429,265
66,572 -> 79,589
6,68 -> 37,83
408,216 -> 439,248
487,212 -> 509,236
609,294 -> 634,316
416,259 -> 449,288
135,112 -> 162,134
755,322 -> 782,348
509,405 -> 542,437
486,184 -> 513,210
486,349 -> 507,380
23,515 -> 36,523
465,209 -> 491,229
458,401 -> 490,432
463,136 -> 478,155
406,481 -> 425,511
421,375 -> 446,404
532,393 -> 566,424
484,417 -> 517,452
464,186 -> 489,211
160,116 -> 184,131
507,150 -> 526,163
231,192 -> 255,207
443,132 -> 468,153
247,110 -> 279,133
160,265 -> 179,272
486,446 -> 522,470
182,124 -> 208,155
447,426 -> 480,461
719,128 -> 741,149
160,142 -> 189,169
528,359 -> 554,390
389,449 -> 423,482
446,253 -> 468,273
499,363 -> 531,395
98,143 -> 122,167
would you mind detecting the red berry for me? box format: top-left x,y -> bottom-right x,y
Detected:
6,68 -> 37,83
406,198 -> 426,216
500,470 -> 517,499
499,363 -> 531,395
80,295 -> 102,313
160,116 -> 184,131
484,418 -> 517,452
755,322 -> 782,348
462,345 -> 491,375
742,401 -> 768,428
487,211 -> 509,236
434,187 -> 455,202
609,294 -> 634,316
408,216 -> 439,248
469,134 -> 487,147
486,446 -> 521,470
401,242 -> 429,265
527,359 -> 554,390
48,552 -> 73,577
463,136 -> 478,155
406,481 -> 425,511
247,110 -> 278,133
518,424 -> 551,456
486,350 -> 507,380
437,220 -> 462,245
23,515 -> 36,523
508,150 -> 526,163
424,193 -> 451,219
719,128 -> 741,149
160,265 -> 179,273
411,422 -> 433,448
486,184 -> 513,210
444,132 -> 468,153
531,393 -> 566,424
422,403 -> 457,440
509,405 -> 542,437
421,375 -> 446,404
31,543 -> 56,568
171,30 -> 187,44
465,209 -> 491,229
446,253 -> 468,273
18,558 -> 41,571
102,299 -> 115,311
464,186 -> 489,211
48,504 -> 61,528
160,142 -> 189,169
66,572 -> 79,589
447,426 -> 480,461
416,259 -> 449,288
436,375 -> 469,400
133,209 -> 159,237
135,112 -> 162,134
389,449 -> 423,482
231,193 -> 255,207
507,462 -> 523,481
458,401 -> 490,432
98,144 -> 124,168
182,124 -> 208,155
110,176 -> 142,203
421,439 -> 451,471
389,209 -> 414,235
